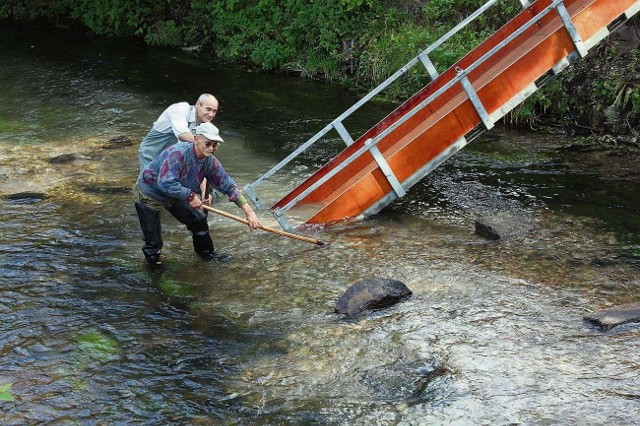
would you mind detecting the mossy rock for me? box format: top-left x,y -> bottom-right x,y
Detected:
76,330 -> 121,363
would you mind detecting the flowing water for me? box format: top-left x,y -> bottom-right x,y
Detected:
1,23 -> 639,425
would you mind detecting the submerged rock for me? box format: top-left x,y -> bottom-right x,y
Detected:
359,360 -> 450,403
103,135 -> 133,149
49,153 -> 79,164
584,302 -> 640,331
4,192 -> 48,201
82,185 -> 132,195
335,278 -> 412,316
475,215 -> 535,240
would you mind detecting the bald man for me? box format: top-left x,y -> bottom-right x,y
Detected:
138,93 -> 220,171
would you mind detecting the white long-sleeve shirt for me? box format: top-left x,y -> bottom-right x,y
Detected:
150,102 -> 197,138
138,102 -> 199,172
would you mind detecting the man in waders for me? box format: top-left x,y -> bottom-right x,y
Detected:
134,122 -> 262,268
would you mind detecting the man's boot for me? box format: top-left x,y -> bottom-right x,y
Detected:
167,200 -> 230,262
187,219 -> 231,262
188,218 -> 217,260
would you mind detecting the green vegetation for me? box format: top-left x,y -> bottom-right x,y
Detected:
2,0 -> 640,135
0,0 -> 519,88
0,115 -> 22,133
76,329 -> 121,363
0,383 -> 14,402
158,275 -> 196,300
550,44 -> 640,136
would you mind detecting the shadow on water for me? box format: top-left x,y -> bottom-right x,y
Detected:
1,22 -> 640,425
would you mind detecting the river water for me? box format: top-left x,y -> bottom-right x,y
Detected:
1,23 -> 639,425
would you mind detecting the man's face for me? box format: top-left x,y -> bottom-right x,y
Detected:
195,98 -> 219,123
194,135 -> 220,158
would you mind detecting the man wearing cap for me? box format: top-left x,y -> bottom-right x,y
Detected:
139,93 -> 219,204
134,122 -> 262,266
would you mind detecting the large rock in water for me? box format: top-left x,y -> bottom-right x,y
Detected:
335,278 -> 412,316
584,302 -> 640,331
49,153 -> 79,164
475,215 -> 535,240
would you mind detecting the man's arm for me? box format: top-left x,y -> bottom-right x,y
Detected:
156,151 -> 200,207
203,158 -> 262,228
165,102 -> 192,139
240,202 -> 262,230
178,132 -> 195,142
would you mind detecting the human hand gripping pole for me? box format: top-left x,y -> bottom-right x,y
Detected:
201,205 -> 327,246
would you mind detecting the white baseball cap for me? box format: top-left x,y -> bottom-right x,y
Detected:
195,122 -> 224,143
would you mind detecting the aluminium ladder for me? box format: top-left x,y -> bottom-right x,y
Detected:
243,0 -> 640,232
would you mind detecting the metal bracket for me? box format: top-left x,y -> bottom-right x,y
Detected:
418,51 -> 440,80
333,120 -> 354,146
457,68 -> 493,130
369,143 -> 406,198
273,208 -> 295,232
243,185 -> 266,209
556,1 -> 588,57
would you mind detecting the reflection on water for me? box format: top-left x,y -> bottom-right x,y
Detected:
1,23 -> 640,424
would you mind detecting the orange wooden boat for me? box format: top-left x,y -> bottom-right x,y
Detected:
244,0 -> 640,231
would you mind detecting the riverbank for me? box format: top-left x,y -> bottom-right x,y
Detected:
2,1 -> 640,139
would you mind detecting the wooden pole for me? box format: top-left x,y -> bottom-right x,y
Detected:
202,205 -> 328,246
